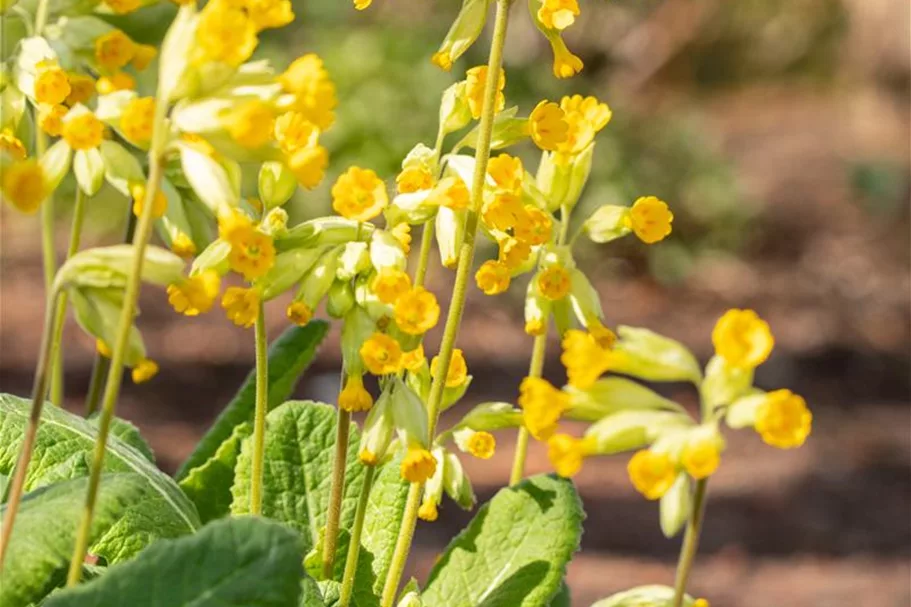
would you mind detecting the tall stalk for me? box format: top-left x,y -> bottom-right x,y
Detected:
249,301 -> 269,514
322,404 -> 350,577
379,1 -> 514,603
337,465 -> 376,607
65,93 -> 169,585
671,478 -> 709,607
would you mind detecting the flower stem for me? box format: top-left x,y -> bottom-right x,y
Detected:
508,330 -> 547,485
65,91 -> 169,585
0,290 -> 60,569
322,405 -> 350,578
379,1 -> 514,604
249,300 -> 269,515
413,221 -> 434,288
338,464 -> 376,607
671,478 -> 709,607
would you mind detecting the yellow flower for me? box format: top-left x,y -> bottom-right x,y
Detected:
431,348 -> 468,388
429,177 -> 469,211
131,358 -> 159,383
360,332 -> 404,375
481,193 -> 526,232
528,100 -> 568,151
518,377 -> 569,440
62,112 -> 105,150
1,159 -> 47,214
353,0 -> 371,10
167,270 -> 221,316
693,600 -> 710,607
218,208 -> 252,243
514,206 -> 553,246
34,64 -> 71,105
551,95 -> 611,161
171,232 -> 196,258
120,97 -> 156,144
561,329 -> 613,389
274,111 -> 318,154
287,145 -> 328,189
131,183 -> 168,218
466,430 -> 495,459
525,318 -> 547,336
245,0 -> 294,31
628,196 -> 673,244
131,44 -> 158,71
396,166 -> 434,194
95,30 -> 136,71
359,448 -> 379,466
0,129 -> 27,159
391,223 -> 412,254
286,301 -> 313,326
96,339 -> 112,357
372,268 -> 412,305
105,0 -> 141,14
498,237 -> 531,270
538,0 -> 580,30
474,260 -> 510,295
487,154 -> 523,195
96,72 -> 135,95
712,308 -> 774,369
587,319 -> 617,349
682,436 -> 721,480
537,266 -> 571,300
401,448 -> 437,483
627,449 -> 676,500
223,100 -> 274,149
402,345 -> 425,372
65,74 -> 95,106
221,286 -> 260,328
417,500 -> 438,522
228,226 -> 276,281
465,65 -> 505,120
562,94 -> 612,131
279,54 -> 336,131
195,2 -> 257,66
548,433 -> 594,477
339,374 -> 374,412
755,389 -> 812,449
394,287 -> 440,335
552,44 -> 583,79
331,166 -> 388,222
37,105 -> 67,137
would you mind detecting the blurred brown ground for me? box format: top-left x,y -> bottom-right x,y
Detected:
1,0 -> 910,605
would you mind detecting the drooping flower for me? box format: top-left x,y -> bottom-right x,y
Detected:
166,270 -> 221,316
279,54 -> 337,131
754,389 -> 812,449
195,1 -> 258,66
221,286 -> 260,328
396,166 -> 434,194
34,62 -> 71,105
466,431 -> 496,459
712,309 -> 774,369
286,301 -> 313,326
514,206 -> 553,246
120,97 -> 156,144
528,100 -> 569,151
131,358 -> 159,383
561,329 -> 613,389
627,449 -> 676,500
682,436 -> 721,480
465,65 -> 506,120
371,268 -> 412,305
287,145 -> 328,189
628,196 -> 673,244
37,105 -> 67,137
339,374 -> 374,412
1,159 -> 47,214
475,260 -> 510,295
0,129 -> 27,159
518,377 -> 569,440
331,166 -> 388,222
274,111 -> 318,154
537,266 -> 571,301
486,154 -> 523,195
96,72 -> 135,95
481,193 -> 526,232
95,30 -> 136,71
62,112 -> 105,150
401,447 -> 437,483
537,0 -> 580,31
223,100 -> 274,149
430,348 -> 468,388
360,332 -> 404,376
130,183 -> 168,218
171,232 -> 197,258
394,287 -> 440,335
548,433 -> 594,477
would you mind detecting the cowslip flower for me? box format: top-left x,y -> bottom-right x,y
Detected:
167,270 -> 221,316
401,447 -> 437,483
62,112 -> 105,150
131,44 -> 158,71
223,100 -> 274,149
627,449 -> 676,500
279,54 -> 337,131
396,166 -> 434,194
754,389 -> 812,449
552,39 -> 583,79
498,237 -> 531,270
712,309 -> 774,369
65,74 -> 95,106
429,177 -> 469,211
465,65 -> 505,120
34,62 -> 71,105
394,287 -> 440,335
339,374 -> 374,412
554,95 -> 611,160
628,196 -> 673,244
475,260 -> 510,295
548,433 -> 595,477
682,436 -> 721,480
518,376 -> 569,440
537,266 -> 571,301
430,348 -> 468,388
131,183 -> 168,218
37,105 -> 67,137
244,0 -> 294,31
131,358 -> 159,383
1,159 -> 47,214
401,345 -> 425,372
418,500 -> 438,522
331,166 -> 388,222
96,72 -> 135,94
288,145 -> 328,189
219,211 -> 276,280
195,1 -> 257,66
286,301 -> 313,326
274,111 -> 318,154
372,268 -> 412,305
391,223 -> 412,254
221,286 -> 260,328
561,329 -> 613,389
120,97 -> 156,145
360,333 -> 404,376
171,233 -> 197,258
95,30 -> 136,71
528,100 -> 569,151
537,0 -> 580,31
0,129 -> 27,159
481,193 -> 526,232
514,206 -> 553,246
465,431 -> 496,459
487,154 -> 523,195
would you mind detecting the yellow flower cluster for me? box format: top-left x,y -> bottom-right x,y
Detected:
553,95 -> 611,164
518,377 -> 568,440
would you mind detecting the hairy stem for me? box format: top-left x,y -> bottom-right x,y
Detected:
379,1 -> 514,604
672,478 -> 709,607
337,464 -> 377,606
508,330 -> 547,485
322,406 -> 350,577
413,221 -> 434,288
249,301 -> 269,514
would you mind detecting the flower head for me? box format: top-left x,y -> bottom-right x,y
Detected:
120,97 -> 156,144
34,63 -> 71,105
391,223 -> 412,254
629,196 -> 673,244
537,0 -> 580,31
288,145 -> 328,189
755,389 -> 812,449
394,287 -> 440,335
431,348 -> 468,388
195,2 -> 257,66
37,105 -> 67,137
475,260 -> 510,295
62,112 -> 105,150
552,43 -> 583,79
514,206 -> 553,246
401,447 -> 437,483
218,212 -> 276,280
487,154 -> 523,195
396,166 -> 434,194
286,301 -> 313,326
548,433 -> 593,477
528,100 -> 569,151
95,30 -> 136,71
712,309 -> 774,369
418,500 -> 438,521
561,329 -> 613,389
360,333 -> 404,375
131,44 -> 158,71
245,0 -> 294,31
466,431 -> 496,459
279,54 -> 336,131
682,436 -> 721,480
537,266 -> 571,300
221,286 -> 260,328
339,374 -> 374,412
481,193 -> 526,232
274,111 -> 318,154
131,183 -> 168,218
223,100 -> 274,149
627,449 -> 676,500
96,72 -> 135,95
167,270 -> 221,316
465,66 -> 506,120
171,233 -> 197,258
498,237 -> 531,269
429,177 -> 470,210
131,358 -> 159,383
2,159 -> 47,214
518,377 -> 569,440
0,129 -> 27,159
332,166 -> 388,222
65,74 -> 95,106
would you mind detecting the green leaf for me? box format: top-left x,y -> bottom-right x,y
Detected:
590,585 -> 699,607
90,415 -> 155,463
175,321 -> 329,480
230,401 -> 364,553
0,393 -> 199,536
0,474 -> 193,607
178,422 -> 251,523
548,582 -> 571,607
423,474 -> 583,607
361,455 -> 410,596
300,574 -> 326,606
44,517 -> 307,607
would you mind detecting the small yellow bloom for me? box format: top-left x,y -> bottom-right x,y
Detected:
587,319 -> 617,350
465,65 -> 506,120
525,318 -> 547,336
287,145 -> 328,189
417,500 -> 438,521
561,329 -> 613,389
628,196 -> 673,244
279,54 -> 337,131
627,449 -> 676,500
1,159 -> 47,214
487,154 -> 523,195
62,112 -> 105,150
286,301 -> 313,326
171,232 -> 196,258
131,44 -> 158,71
391,222 -> 412,254
131,358 -> 159,383
131,183 -> 168,219
95,30 -> 136,71
693,600 -> 710,607
353,0 -> 371,10
331,166 -> 388,222
167,270 -> 221,316
65,74 -> 95,106
562,94 -> 612,131
274,111 -> 318,154
96,72 -> 136,95
223,100 -> 274,149
552,45 -> 583,79
429,177 -> 470,211
548,433 -> 593,477
518,377 -> 569,440
474,260 -> 511,295
218,208 -> 253,244
372,268 -> 412,305
401,345 -> 426,372
0,129 -> 27,159
37,105 -> 67,137
755,389 -> 812,449
481,193 -> 526,232
466,430 -> 495,459
228,227 -> 276,281
682,436 -> 721,480
537,266 -> 571,300
120,97 -> 156,144
401,447 -> 437,483
195,2 -> 258,66
360,332 -> 404,375
34,64 -> 71,106
515,206 -> 553,246
394,287 -> 440,335
498,237 -> 531,270
221,286 -> 260,328
396,166 -> 434,194
538,0 -> 580,31
105,0 -> 141,14
339,374 -> 374,412
96,339 -> 112,357
528,100 -> 569,151
245,0 -> 294,31
359,448 -> 379,466
431,348 -> 468,388
712,308 -> 774,369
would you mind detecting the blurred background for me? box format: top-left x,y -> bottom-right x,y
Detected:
1,0 -> 909,605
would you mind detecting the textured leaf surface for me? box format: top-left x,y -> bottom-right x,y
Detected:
590,585 -> 698,607
93,415 -> 155,462
231,401 -> 364,552
178,422 -> 251,523
44,517 -> 307,607
0,474 -> 192,607
361,454 -> 410,596
423,474 -> 583,607
176,321 -> 329,480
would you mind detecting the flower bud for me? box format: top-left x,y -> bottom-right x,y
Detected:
565,377 -> 684,422
370,229 -> 408,272
340,306 -> 375,377
455,401 -> 523,432
257,247 -> 323,300
585,410 -> 692,456
359,384 -> 395,466
336,241 -> 371,281
435,206 -> 466,269
391,377 -> 430,448
70,286 -> 146,367
536,142 -> 593,212
443,449 -> 475,510
700,354 -> 754,413
258,161 -> 297,209
432,0 -> 490,71
583,204 -> 632,244
418,447 -> 446,521
611,326 -> 703,385
279,217 -> 374,250
295,245 -> 342,309
191,239 -> 232,276
326,279 -> 356,318
439,82 -> 472,135
660,473 -> 691,539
